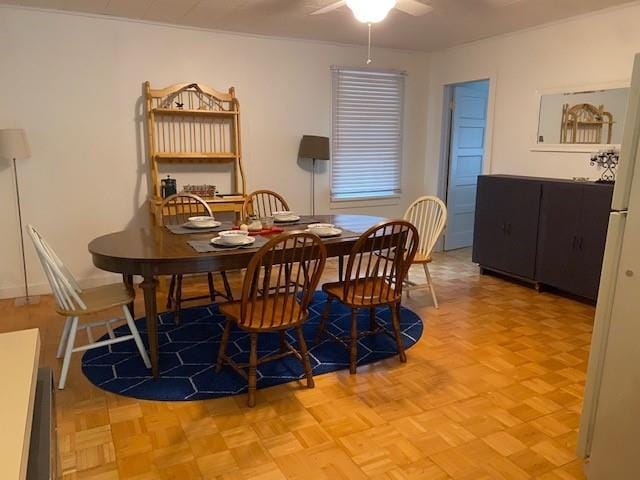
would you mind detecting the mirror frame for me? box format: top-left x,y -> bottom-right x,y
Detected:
531,80 -> 629,153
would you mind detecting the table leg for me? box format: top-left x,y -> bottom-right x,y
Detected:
338,255 -> 344,282
140,274 -> 159,378
123,274 -> 135,317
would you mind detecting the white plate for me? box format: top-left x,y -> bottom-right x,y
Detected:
184,220 -> 222,229
274,215 -> 301,223
210,236 -> 256,247
305,227 -> 342,238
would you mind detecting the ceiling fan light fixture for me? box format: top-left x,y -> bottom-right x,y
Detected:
345,0 -> 397,23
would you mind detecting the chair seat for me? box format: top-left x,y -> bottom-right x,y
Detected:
377,249 -> 431,264
323,278 -> 399,307
220,295 -> 303,331
412,252 -> 432,264
56,283 -> 134,316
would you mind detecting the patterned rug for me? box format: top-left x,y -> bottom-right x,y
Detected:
82,291 -> 423,401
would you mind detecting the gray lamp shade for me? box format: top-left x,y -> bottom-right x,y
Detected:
299,135 -> 330,160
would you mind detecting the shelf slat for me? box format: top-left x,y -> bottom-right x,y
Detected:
154,153 -> 237,162
152,108 -> 237,117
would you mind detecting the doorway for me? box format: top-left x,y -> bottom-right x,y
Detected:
442,79 -> 489,251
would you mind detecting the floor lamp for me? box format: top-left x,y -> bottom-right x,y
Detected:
298,135 -> 330,216
0,129 -> 38,306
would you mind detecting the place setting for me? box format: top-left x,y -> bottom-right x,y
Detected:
165,215 -> 233,235
272,210 -> 324,226
305,222 -> 359,240
188,229 -> 270,253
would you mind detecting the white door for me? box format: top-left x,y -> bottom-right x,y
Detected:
445,80 -> 489,251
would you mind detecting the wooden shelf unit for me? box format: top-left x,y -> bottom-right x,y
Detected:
145,82 -> 247,223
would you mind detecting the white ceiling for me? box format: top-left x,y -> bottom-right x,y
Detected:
2,0 -> 636,52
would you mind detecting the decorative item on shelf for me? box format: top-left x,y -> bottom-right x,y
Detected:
299,135 -> 330,216
160,175 -> 177,198
0,128 -> 39,306
183,184 -> 216,199
590,149 -> 619,184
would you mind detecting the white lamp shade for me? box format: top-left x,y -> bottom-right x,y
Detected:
346,0 -> 396,23
0,129 -> 31,161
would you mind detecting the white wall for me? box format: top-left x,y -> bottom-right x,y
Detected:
0,6 -> 429,298
424,2 -> 640,197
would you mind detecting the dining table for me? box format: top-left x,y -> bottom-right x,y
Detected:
88,214 -> 387,377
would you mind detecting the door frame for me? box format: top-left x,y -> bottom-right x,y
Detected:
437,76 -> 496,250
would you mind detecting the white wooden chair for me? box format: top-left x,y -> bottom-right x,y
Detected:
403,196 -> 448,308
28,225 -> 150,389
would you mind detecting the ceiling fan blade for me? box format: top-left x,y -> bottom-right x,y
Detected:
395,0 -> 434,16
310,0 -> 347,15
482,0 -> 525,6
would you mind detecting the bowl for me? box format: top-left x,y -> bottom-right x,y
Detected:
273,211 -> 297,221
217,230 -> 249,245
188,216 -> 216,227
308,223 -> 335,236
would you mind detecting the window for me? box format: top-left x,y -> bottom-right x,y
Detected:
331,67 -> 405,201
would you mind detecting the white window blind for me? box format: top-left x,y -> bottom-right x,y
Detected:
331,67 -> 405,200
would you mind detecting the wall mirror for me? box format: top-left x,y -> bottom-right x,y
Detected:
534,84 -> 629,152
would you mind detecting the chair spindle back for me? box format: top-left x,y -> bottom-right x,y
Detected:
404,196 -> 447,260
343,220 -> 419,305
240,232 -> 326,329
27,225 -> 87,312
160,193 -> 213,226
243,190 -> 290,219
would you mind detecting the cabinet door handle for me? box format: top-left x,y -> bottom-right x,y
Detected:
506,223 -> 512,235
579,237 -> 584,250
501,222 -> 506,234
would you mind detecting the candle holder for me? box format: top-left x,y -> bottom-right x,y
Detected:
590,149 -> 619,184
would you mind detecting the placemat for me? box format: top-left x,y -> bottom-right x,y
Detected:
165,221 -> 233,235
273,216 -> 325,226
323,229 -> 360,240
188,236 -> 270,253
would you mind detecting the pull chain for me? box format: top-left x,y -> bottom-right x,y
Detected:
367,23 -> 372,64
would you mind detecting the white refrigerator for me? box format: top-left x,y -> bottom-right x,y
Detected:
577,52 -> 640,479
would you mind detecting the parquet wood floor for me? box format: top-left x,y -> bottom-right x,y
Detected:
1,248 -> 594,479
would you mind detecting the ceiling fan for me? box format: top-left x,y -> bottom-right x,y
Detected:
311,0 -> 433,63
311,0 -> 433,21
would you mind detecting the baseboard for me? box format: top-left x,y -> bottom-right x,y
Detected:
0,273 -> 120,300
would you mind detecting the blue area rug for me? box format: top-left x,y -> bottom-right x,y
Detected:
82,291 -> 423,401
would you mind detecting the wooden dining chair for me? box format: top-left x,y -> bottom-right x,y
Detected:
403,196 -> 447,308
316,220 -> 418,374
27,225 -> 151,389
243,189 -> 290,219
216,231 -> 327,406
160,193 -> 233,323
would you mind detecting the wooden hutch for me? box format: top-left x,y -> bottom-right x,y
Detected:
145,82 -> 246,223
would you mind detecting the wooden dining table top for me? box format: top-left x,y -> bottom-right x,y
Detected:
88,214 -> 387,275
88,213 -> 390,378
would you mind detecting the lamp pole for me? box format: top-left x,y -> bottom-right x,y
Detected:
0,129 -> 38,306
13,156 -> 31,304
311,157 -> 317,216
